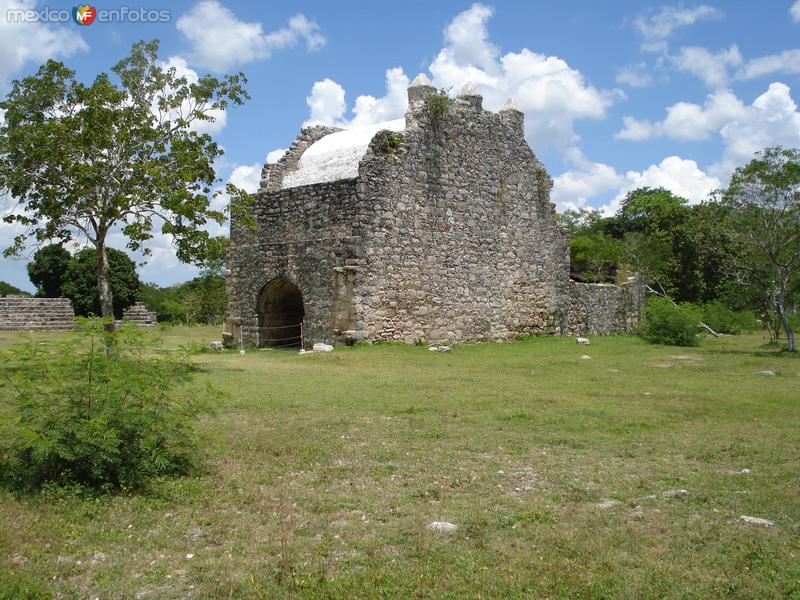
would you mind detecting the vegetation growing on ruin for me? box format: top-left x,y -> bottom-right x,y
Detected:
373,129 -> 402,155
425,89 -> 454,130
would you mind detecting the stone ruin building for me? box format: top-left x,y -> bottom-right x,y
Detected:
224,75 -> 643,348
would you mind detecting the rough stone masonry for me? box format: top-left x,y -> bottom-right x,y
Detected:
224,75 -> 643,348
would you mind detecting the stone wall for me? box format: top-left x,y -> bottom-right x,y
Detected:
0,296 -> 75,330
566,277 -> 645,336
355,86 -> 569,344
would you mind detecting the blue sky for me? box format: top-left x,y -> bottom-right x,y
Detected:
1,0 -> 799,290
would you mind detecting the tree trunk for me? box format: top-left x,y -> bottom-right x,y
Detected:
776,301 -> 795,352
96,238 -> 115,324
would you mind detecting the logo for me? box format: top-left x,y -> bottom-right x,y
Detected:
73,4 -> 96,25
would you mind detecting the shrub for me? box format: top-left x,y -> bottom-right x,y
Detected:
700,300 -> 758,334
639,296 -> 701,346
0,318 -> 214,492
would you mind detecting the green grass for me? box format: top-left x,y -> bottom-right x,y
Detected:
1,327 -> 799,599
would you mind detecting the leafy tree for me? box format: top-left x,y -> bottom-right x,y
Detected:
723,147 -> 800,351
181,273 -> 227,325
569,232 -> 623,282
141,282 -> 188,323
61,247 -> 141,318
0,281 -> 30,297
26,243 -> 71,297
0,40 -> 248,321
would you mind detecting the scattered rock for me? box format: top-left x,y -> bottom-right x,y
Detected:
607,368 -> 620,373
740,515 -> 774,527
754,370 -> 776,376
427,521 -> 458,532
91,552 -> 108,564
8,554 -> 27,566
185,553 -> 195,559
576,337 -> 590,345
653,363 -> 673,368
580,355 -> 591,360
436,345 -> 452,353
592,499 -> 620,510
209,341 -> 223,351
428,346 -> 438,352
643,392 -> 652,397
662,489 -> 690,498
725,468 -> 752,475
313,343 -> 334,352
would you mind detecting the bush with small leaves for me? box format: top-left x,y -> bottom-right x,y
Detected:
638,296 -> 701,346
699,301 -> 757,335
0,318 -> 215,492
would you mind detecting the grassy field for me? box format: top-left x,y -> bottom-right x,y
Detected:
1,326 -> 799,599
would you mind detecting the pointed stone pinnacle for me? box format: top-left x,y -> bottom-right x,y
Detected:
500,98 -> 522,113
458,81 -> 480,97
409,73 -> 434,88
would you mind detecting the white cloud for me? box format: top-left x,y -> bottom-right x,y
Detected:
661,90 -> 746,141
792,1 -> 800,22
736,49 -> 800,80
616,89 -> 747,142
266,149 -> 288,164
714,82 -> 800,177
439,3 -> 500,74
228,163 -> 262,194
0,0 -> 88,89
303,68 -> 410,128
428,4 -> 616,149
619,156 -> 720,205
304,78 -> 346,126
615,116 -> 659,141
633,5 -> 723,52
671,44 -> 742,88
615,63 -> 653,88
264,14 -> 326,52
349,68 -> 410,127
615,84 -> 800,172
159,56 -> 227,135
551,158 -> 624,211
176,0 -> 325,72
553,155 -> 720,215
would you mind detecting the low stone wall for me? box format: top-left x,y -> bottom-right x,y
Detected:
566,276 -> 644,336
122,302 -> 157,327
0,295 -> 75,330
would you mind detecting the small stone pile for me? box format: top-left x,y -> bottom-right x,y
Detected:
0,295 -> 75,330
122,302 -> 157,327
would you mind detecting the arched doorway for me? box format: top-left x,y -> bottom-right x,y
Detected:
257,278 -> 304,348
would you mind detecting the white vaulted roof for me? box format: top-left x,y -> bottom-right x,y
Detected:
281,118 -> 405,189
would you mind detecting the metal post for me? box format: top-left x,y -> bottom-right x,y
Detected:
300,322 -> 304,350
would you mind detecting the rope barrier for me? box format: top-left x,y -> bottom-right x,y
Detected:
258,334 -> 302,343
269,341 -> 304,349
257,322 -> 303,330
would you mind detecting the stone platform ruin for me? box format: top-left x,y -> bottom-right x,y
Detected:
225,75 -> 643,348
122,302 -> 157,327
0,296 -> 75,330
